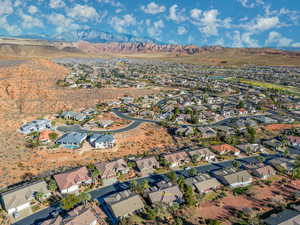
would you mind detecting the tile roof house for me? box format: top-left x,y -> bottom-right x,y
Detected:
237,143 -> 267,154
135,157 -> 160,176
19,119 -> 51,135
1,180 -> 50,215
104,190 -> 144,219
41,207 -> 98,225
55,132 -> 87,149
54,167 -> 92,194
147,184 -> 183,206
197,127 -> 217,139
188,148 -> 216,162
95,159 -> 129,186
184,174 -> 221,193
163,151 -> 191,168
88,134 -> 116,149
212,168 -> 253,188
244,163 -> 276,179
264,209 -> 300,225
210,144 -> 240,156
268,157 -> 295,172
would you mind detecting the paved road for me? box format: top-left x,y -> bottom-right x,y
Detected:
57,107 -> 271,134
13,153 -> 279,225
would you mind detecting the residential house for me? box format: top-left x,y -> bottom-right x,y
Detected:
244,163 -> 276,179
210,144 -> 240,156
55,132 -> 87,149
88,134 -> 115,149
41,206 -> 98,225
197,127 -> 217,139
268,157 -> 295,172
237,143 -> 267,154
98,120 -> 114,128
264,209 -> 300,225
0,180 -> 50,216
175,127 -> 194,137
263,139 -> 284,151
95,159 -> 129,186
135,157 -> 160,176
254,116 -> 277,124
60,111 -> 89,122
54,167 -> 92,194
163,151 -> 191,168
184,174 -> 221,194
104,190 -> 144,219
212,168 -> 253,188
19,119 -> 51,134
147,183 -> 183,206
214,126 -> 235,135
287,136 -> 300,147
188,148 -> 216,162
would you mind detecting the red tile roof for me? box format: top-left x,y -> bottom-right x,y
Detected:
54,167 -> 91,191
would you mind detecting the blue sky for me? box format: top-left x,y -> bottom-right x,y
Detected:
0,0 -> 300,47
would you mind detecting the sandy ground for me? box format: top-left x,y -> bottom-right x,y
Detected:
0,59 -> 169,188
183,176 -> 300,224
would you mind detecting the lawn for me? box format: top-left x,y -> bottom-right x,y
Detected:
234,78 -> 300,95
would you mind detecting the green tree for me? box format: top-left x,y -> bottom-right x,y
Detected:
247,127 -> 256,143
257,156 -> 265,164
184,185 -> 197,206
292,167 -> 300,179
60,194 -> 80,210
167,171 -> 177,184
48,179 -> 58,192
232,160 -> 241,168
35,192 -> 45,202
177,176 -> 185,191
188,168 -> 198,177
49,132 -> 58,141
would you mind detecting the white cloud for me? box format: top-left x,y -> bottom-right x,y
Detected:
200,9 -> 220,36
238,0 -> 255,8
177,26 -> 187,35
168,4 -> 186,23
230,30 -> 259,47
147,19 -> 164,37
67,4 -> 100,22
0,16 -> 21,35
292,42 -> 300,47
190,8 -> 202,20
187,35 -> 194,44
49,0 -> 65,9
0,0 -> 13,16
18,10 -> 44,29
141,2 -> 165,14
245,16 -> 280,32
110,14 -> 136,33
48,13 -> 81,33
97,0 -> 122,8
265,31 -> 293,47
28,5 -> 38,14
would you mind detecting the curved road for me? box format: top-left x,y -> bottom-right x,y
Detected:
57,107 -> 271,134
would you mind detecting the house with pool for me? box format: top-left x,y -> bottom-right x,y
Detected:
55,132 -> 87,149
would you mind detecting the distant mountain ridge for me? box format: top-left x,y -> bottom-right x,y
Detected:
1,29 -> 160,44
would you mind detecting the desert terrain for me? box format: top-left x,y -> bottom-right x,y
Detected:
0,58 -> 168,188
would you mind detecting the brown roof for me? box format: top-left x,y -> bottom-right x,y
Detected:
1,180 -> 50,211
40,207 -> 97,225
254,165 -> 276,177
95,159 -> 128,179
104,190 -> 144,218
163,151 -> 190,164
135,157 -> 159,171
54,167 -> 91,191
211,144 -> 240,154
148,185 -> 183,205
